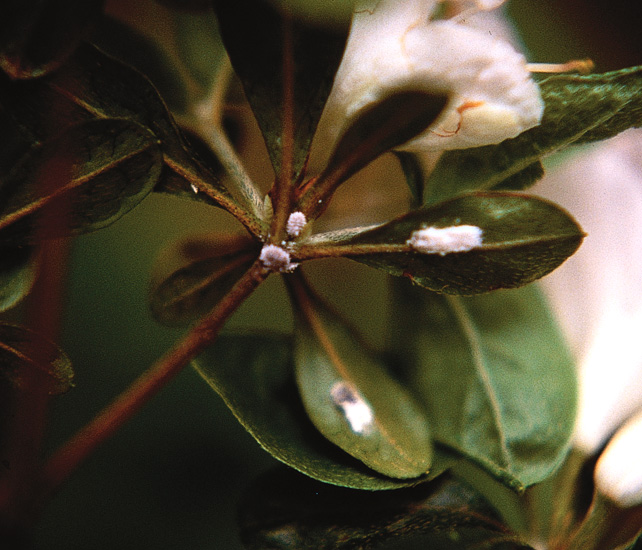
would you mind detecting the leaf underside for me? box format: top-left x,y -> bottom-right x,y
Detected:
0,0 -> 102,79
240,467 -> 533,550
0,322 -> 73,395
0,43 -> 233,208
213,0 -> 349,179
0,118 -> 163,245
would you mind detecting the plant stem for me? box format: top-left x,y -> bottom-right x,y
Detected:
269,15 -> 295,243
36,260 -> 269,506
295,242 -> 411,260
0,151 -> 72,530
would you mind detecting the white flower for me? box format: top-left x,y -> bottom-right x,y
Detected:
536,129 -> 642,456
594,407 -> 642,507
314,0 -> 543,157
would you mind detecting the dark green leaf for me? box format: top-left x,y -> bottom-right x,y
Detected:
425,66 -> 642,205
239,467 -> 532,550
0,246 -> 36,311
0,118 -> 162,244
154,0 -> 211,12
389,280 -> 577,491
308,91 -> 448,213
90,16 -> 188,114
0,323 -> 73,395
308,192 -> 584,295
395,151 -> 426,207
265,0 -> 357,29
290,277 -> 433,479
213,0 -> 349,178
149,234 -> 258,326
0,0 -> 102,79
0,43 -> 240,213
0,94 -> 38,178
192,333 -> 452,490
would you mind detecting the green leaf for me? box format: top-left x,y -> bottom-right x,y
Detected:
154,0 -> 211,12
0,0 -> 102,79
90,16 -> 189,114
394,151 -> 425,207
213,0 -> 348,178
192,333 -> 452,490
0,246 -> 36,312
0,42 -> 239,212
0,118 -> 162,245
149,234 -> 258,326
389,280 -> 577,491
425,66 -> 642,205
0,323 -> 73,395
239,467 -> 533,550
308,192 -> 584,295
302,91 -> 448,216
290,277 -> 433,479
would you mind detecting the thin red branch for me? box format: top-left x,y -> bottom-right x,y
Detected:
34,260 -> 268,509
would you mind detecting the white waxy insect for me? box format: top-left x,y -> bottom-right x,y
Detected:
190,183 -> 199,194
330,381 -> 374,435
259,244 -> 299,273
407,225 -> 483,255
286,211 -> 307,238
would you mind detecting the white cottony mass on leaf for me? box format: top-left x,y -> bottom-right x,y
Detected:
315,0 -> 543,155
537,129 -> 642,456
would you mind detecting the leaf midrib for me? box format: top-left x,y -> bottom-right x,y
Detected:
446,295 -> 512,470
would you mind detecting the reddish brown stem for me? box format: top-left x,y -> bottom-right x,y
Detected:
0,150 -> 72,529
36,259 -> 268,506
269,15 -> 296,243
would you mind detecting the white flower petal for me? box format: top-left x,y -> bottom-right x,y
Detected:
594,408 -> 642,507
536,129 -> 642,455
314,0 -> 542,159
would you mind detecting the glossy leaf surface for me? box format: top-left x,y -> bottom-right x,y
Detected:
290,279 -> 433,479
0,246 -> 36,312
213,0 -> 348,178
389,281 -> 577,491
240,467 -> 533,550
0,0 -> 102,79
314,192 -> 584,295
0,323 -> 73,395
149,234 -> 258,326
0,118 -> 162,244
193,334 -> 451,489
425,66 -> 642,205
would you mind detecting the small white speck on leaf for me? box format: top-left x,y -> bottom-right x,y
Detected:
330,381 -> 374,435
190,183 -> 199,194
407,225 -> 483,255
